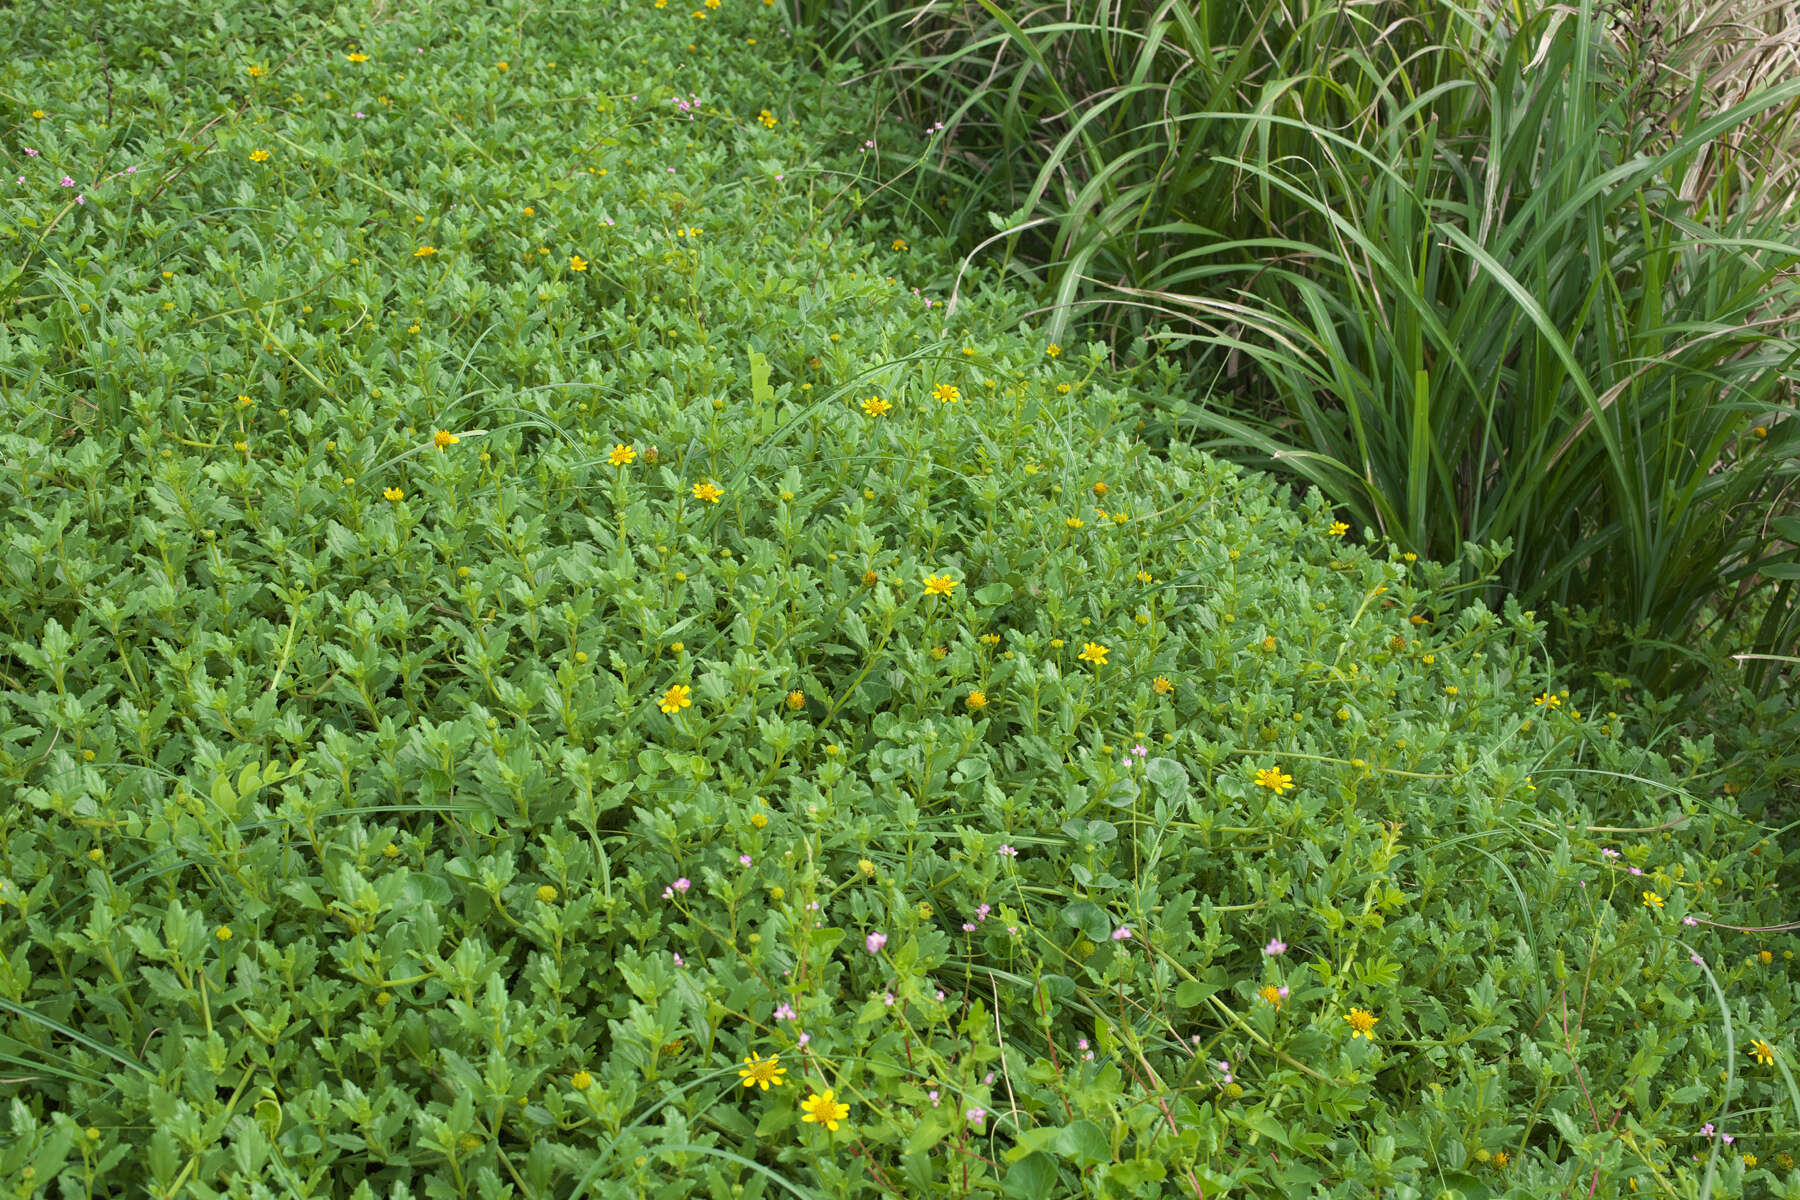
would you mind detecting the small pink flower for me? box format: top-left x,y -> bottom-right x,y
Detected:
1112,927 -> 1131,941
976,904 -> 990,921
674,877 -> 691,893
928,1089 -> 939,1107
1277,985 -> 1289,999
774,1003 -> 796,1021
1701,1123 -> 1714,1137
1264,938 -> 1287,956
1132,745 -> 1147,757
797,1031 -> 810,1046
1629,866 -> 1643,876
60,176 -> 74,187
672,952 -> 684,966
1683,915 -> 1698,926
24,148 -> 37,156
883,992 -> 895,1007
1723,1133 -> 1735,1145
1691,953 -> 1705,966
738,854 -> 752,867
75,194 -> 84,204
865,931 -> 888,954
935,990 -> 945,1001
1601,848 -> 1619,858
997,844 -> 1018,858
965,1107 -> 986,1128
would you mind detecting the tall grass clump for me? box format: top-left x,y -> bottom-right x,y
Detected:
786,0 -> 1800,705
1168,3 -> 1800,701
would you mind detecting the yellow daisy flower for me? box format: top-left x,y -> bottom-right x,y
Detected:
1254,766 -> 1294,794
738,1054 -> 787,1090
800,1089 -> 850,1131
922,574 -> 958,597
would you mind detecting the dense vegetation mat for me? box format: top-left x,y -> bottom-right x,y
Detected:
2,2 -> 1796,1197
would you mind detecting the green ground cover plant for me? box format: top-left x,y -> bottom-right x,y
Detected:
2,2 -> 1799,1197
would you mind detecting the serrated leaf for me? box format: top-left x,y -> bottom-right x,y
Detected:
749,349 -> 774,406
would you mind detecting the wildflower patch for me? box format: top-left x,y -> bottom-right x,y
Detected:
0,1 -> 1794,1197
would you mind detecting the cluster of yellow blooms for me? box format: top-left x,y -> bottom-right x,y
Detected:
734,1056 -> 851,1131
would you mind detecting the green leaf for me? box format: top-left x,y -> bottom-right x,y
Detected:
904,1114 -> 949,1157
1174,980 -> 1216,1008
1144,757 -> 1188,803
1048,1119 -> 1109,1165
1436,1174 -> 1492,1200
1236,1108 -> 1293,1149
1059,900 -> 1112,942
1001,1152 -> 1058,1198
749,349 -> 774,406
